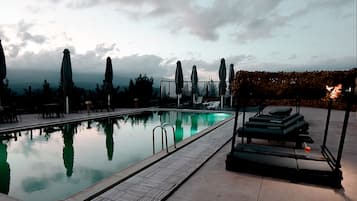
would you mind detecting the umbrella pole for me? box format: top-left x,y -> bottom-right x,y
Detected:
108,94 -> 111,111
221,95 -> 224,109
177,95 -> 180,108
193,93 -> 195,104
66,96 -> 69,114
230,95 -> 233,107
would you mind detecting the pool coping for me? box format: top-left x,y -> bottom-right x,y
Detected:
64,113 -> 235,201
0,108 -> 232,135
0,108 -> 146,134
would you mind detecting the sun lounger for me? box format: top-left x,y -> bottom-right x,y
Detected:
268,107 -> 293,116
226,145 -> 341,187
206,101 -> 220,110
247,113 -> 309,132
238,112 -> 312,147
193,96 -> 203,108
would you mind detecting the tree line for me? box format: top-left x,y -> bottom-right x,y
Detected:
1,74 -> 155,113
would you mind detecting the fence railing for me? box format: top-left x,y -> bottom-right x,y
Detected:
160,80 -> 230,98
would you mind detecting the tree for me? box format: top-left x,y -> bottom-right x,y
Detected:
135,74 -> 154,106
42,80 -> 53,103
209,80 -> 216,97
126,74 -> 154,107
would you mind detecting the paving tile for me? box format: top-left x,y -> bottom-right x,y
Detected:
92,197 -> 115,201
0,194 -> 21,201
167,107 -> 357,201
137,196 -> 160,201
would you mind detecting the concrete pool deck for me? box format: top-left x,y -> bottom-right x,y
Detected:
1,106 -> 356,201
167,106 -> 357,201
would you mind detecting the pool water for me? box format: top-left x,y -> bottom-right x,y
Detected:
0,111 -> 231,201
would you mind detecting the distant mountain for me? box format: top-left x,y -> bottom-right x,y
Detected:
6,69 -> 161,94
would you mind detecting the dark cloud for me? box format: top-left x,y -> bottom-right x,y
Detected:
49,0 -> 284,41
6,46 -> 170,81
59,0 -> 354,42
6,43 -> 261,86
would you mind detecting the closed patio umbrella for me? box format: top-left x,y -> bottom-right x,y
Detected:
0,143 -> 10,194
104,57 -> 113,111
0,40 -> 6,106
101,119 -> 115,161
191,65 -> 198,104
61,49 -> 73,114
219,58 -> 227,109
62,124 -> 75,177
175,61 -> 183,107
228,64 -> 235,107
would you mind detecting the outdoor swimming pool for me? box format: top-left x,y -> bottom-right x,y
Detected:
0,111 -> 231,201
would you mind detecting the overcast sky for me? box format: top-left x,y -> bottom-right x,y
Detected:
0,0 -> 356,82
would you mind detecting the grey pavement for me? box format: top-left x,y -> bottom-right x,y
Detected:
167,106 -> 357,201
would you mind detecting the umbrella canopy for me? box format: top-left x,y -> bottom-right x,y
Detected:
0,40 -> 6,105
175,60 -> 184,95
104,56 -> 113,92
0,40 -> 6,82
62,124 -> 75,177
61,49 -> 73,96
228,64 -> 235,94
191,65 -> 198,94
354,74 -> 357,96
218,58 -> 227,96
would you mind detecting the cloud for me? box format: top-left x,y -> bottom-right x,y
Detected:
6,43 -> 261,87
66,0 -> 102,9
235,14 -> 289,42
95,43 -> 118,57
47,0 -> 285,41
0,29 -> 9,41
165,54 -> 256,80
17,20 -> 47,44
6,45 -> 171,86
6,49 -> 356,91
238,56 -> 356,72
0,20 -> 49,57
288,54 -> 297,60
50,0 -> 289,41
7,44 -> 23,57
56,0 -> 355,43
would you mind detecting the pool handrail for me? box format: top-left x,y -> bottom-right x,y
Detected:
152,123 -> 176,154
162,123 -> 176,147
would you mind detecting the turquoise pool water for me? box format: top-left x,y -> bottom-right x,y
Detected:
0,111 -> 231,201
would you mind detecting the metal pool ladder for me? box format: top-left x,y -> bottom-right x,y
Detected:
152,123 -> 176,154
